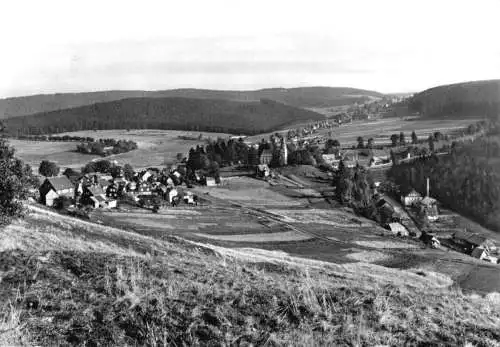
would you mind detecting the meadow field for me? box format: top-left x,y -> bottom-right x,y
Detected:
10,117 -> 480,171
11,129 -> 232,170
249,117 -> 481,145
88,174 -> 500,294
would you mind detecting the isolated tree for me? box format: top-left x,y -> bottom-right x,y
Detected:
0,139 -> 36,225
399,132 -> 405,145
62,168 -> 78,180
94,160 -> 112,173
38,160 -> 60,177
123,163 -> 135,181
367,138 -> 374,149
175,153 -> 184,162
357,136 -> 365,149
411,131 -> 418,144
390,134 -> 399,147
82,162 -> 97,174
390,150 -> 398,166
433,131 -> 443,141
428,135 -> 435,152
110,165 -> 123,178
53,196 -> 72,210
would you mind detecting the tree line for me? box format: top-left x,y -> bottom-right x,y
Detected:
76,139 -> 138,156
387,137 -> 500,232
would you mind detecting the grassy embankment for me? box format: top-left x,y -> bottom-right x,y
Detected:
1,206 -> 499,346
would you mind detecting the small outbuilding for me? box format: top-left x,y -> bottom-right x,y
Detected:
206,177 -> 217,187
386,222 -> 409,236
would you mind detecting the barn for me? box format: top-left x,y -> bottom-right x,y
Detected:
452,230 -> 497,254
39,177 -> 74,207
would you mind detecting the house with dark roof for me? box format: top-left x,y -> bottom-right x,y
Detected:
452,230 -> 496,254
81,185 -> 116,208
39,176 -> 74,207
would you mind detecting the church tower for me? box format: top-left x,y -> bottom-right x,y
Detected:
280,137 -> 288,166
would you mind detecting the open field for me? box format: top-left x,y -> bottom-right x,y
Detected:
10,129 -> 232,170
85,175 -> 500,295
10,117 -> 479,170
249,117 -> 481,145
194,177 -> 306,207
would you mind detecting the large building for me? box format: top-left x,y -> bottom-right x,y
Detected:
39,176 -> 74,207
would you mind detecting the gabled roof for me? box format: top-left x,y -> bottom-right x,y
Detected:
46,176 -> 73,191
405,189 -> 421,198
471,247 -> 487,259
369,149 -> 389,158
420,196 -> 437,205
453,230 -> 495,247
94,195 -> 107,203
98,178 -> 111,186
86,186 -> 105,196
388,222 -> 406,232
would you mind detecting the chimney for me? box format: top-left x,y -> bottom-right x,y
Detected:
426,177 -> 430,197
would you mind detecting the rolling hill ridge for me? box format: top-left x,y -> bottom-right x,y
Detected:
409,79 -> 500,120
3,97 -> 325,135
0,87 -> 384,119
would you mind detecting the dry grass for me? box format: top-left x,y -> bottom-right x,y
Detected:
193,230 -> 312,242
1,205 -> 500,346
354,240 -> 420,249
345,250 -> 391,263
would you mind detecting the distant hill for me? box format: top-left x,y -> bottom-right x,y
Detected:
3,97 -> 325,135
409,80 -> 500,120
0,87 -> 384,119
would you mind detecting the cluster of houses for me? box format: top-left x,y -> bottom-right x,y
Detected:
322,148 -> 394,170
38,164 -> 201,210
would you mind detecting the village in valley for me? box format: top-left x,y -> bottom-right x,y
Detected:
3,1 -> 500,344
33,108 -> 499,269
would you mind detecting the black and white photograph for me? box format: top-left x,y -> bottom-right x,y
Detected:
0,0 -> 499,346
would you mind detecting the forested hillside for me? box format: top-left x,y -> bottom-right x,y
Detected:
388,134 -> 500,232
409,80 -> 500,120
0,87 -> 383,119
3,97 -> 324,135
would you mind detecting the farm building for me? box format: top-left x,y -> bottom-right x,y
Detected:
452,230 -> 497,254
81,186 -> 116,208
401,189 -> 422,207
206,177 -> 217,187
39,176 -> 74,207
419,196 -> 439,221
386,222 -> 408,236
259,149 -> 273,165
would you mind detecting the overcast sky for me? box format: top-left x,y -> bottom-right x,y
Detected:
1,0 -> 499,98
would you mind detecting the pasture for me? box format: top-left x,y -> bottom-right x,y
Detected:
88,173 -> 499,293
10,129 -> 232,170
249,117 -> 480,146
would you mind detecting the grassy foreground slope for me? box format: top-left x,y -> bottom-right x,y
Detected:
4,98 -> 324,135
1,206 -> 499,346
410,80 -> 500,120
0,87 -> 383,119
